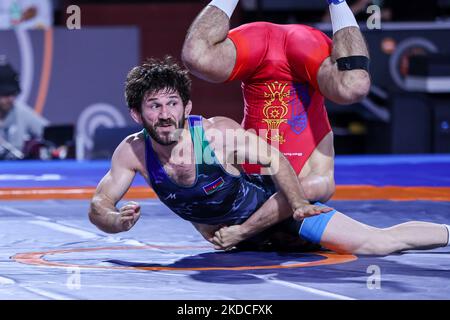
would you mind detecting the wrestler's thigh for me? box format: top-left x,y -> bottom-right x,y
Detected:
227,22 -> 270,81
285,25 -> 332,83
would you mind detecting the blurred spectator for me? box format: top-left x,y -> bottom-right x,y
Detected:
0,57 -> 49,160
0,0 -> 53,29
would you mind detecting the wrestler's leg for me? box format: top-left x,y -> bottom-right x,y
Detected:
316,1 -> 371,104
317,30 -> 371,105
316,211 -> 449,255
182,4 -> 236,82
282,26 -> 335,202
298,131 -> 335,203
225,132 -> 335,245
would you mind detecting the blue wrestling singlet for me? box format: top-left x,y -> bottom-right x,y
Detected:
144,115 -> 337,248
144,115 -> 276,225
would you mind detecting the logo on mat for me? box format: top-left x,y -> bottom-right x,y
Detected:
203,177 -> 225,195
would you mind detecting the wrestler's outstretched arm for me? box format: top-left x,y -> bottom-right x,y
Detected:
317,0 -> 371,104
89,136 -> 141,234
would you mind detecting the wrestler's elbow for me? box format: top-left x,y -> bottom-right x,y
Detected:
88,199 -> 102,228
335,70 -> 371,105
88,196 -> 115,233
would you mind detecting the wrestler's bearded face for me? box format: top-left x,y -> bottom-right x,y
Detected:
133,90 -> 192,146
145,114 -> 185,146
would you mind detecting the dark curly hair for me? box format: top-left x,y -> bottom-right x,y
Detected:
125,56 -> 191,112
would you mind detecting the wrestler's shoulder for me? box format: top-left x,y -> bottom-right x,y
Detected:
109,130 -> 146,172
204,116 -> 242,131
122,130 -> 145,145
114,130 -> 145,158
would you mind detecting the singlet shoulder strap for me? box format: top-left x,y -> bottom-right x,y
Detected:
187,115 -> 218,165
188,115 -> 204,165
188,115 -> 203,128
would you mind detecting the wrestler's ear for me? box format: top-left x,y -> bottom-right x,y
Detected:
184,100 -> 192,118
130,108 -> 143,125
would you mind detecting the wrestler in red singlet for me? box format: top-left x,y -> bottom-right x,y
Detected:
226,22 -> 333,174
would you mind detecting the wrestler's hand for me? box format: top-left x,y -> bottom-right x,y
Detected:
115,201 -> 141,232
293,204 -> 333,220
212,225 -> 245,251
193,223 -> 223,244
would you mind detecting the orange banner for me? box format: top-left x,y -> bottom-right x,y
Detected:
1,185 -> 449,201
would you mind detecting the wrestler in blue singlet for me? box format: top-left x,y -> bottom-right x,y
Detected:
144,115 -> 336,250
144,115 -> 276,226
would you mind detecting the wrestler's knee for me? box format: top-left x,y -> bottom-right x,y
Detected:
301,174 -> 335,203
320,178 -> 335,203
182,42 -> 210,75
339,70 -> 371,104
182,40 -> 235,83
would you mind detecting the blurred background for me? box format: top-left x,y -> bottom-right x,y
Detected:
1,0 -> 450,160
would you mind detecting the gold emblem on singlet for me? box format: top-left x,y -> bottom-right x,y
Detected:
262,81 -> 289,144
